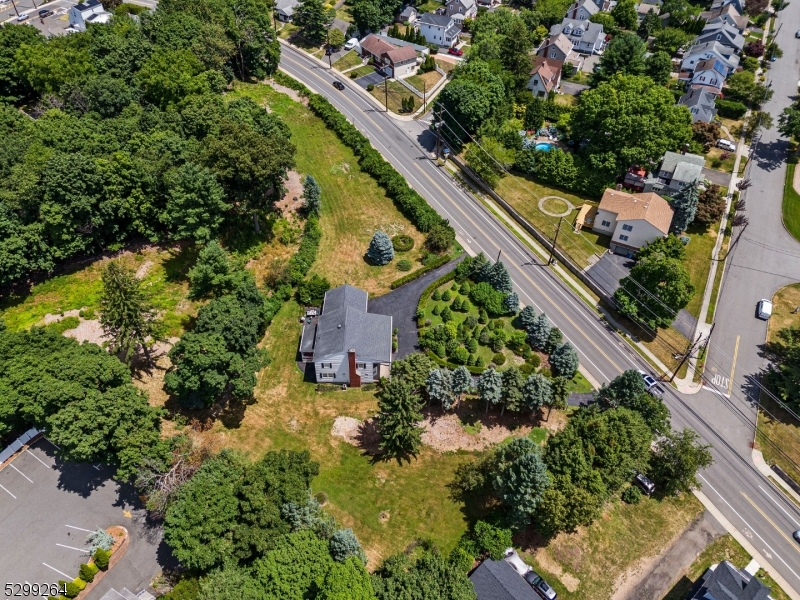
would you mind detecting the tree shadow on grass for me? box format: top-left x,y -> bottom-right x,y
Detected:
161,244 -> 197,284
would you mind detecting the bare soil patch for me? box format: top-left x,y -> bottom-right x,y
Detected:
63,318 -> 108,345
331,416 -> 382,454
265,79 -> 308,105
274,170 -> 305,217
421,412 -> 532,452
38,309 -> 82,326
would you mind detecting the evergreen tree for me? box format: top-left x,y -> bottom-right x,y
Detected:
548,376 -> 570,418
377,378 -> 423,458
523,373 -> 552,415
595,369 -> 646,409
488,261 -> 514,293
669,181 -> 700,234
492,438 -> 551,527
545,326 -> 563,354
478,368 -> 503,414
329,528 -> 366,563
100,261 -> 160,366
501,367 -> 526,415
471,252 -> 492,282
504,292 -> 520,315
517,305 -> 537,330
302,174 -> 322,215
452,366 -> 473,409
426,368 -> 455,410
188,240 -> 240,299
550,342 -> 579,379
527,313 -> 552,351
367,231 -> 394,265
295,0 -> 331,45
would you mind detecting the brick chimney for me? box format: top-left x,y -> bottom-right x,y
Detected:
348,349 -> 361,388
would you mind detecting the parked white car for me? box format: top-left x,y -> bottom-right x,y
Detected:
717,139 -> 736,152
344,38 -> 359,51
757,299 -> 773,320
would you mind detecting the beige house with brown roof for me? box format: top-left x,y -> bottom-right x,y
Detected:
593,189 -> 674,256
527,57 -> 562,97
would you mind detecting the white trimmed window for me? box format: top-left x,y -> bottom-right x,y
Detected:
619,234 -> 629,241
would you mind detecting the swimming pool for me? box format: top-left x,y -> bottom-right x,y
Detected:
534,142 -> 553,152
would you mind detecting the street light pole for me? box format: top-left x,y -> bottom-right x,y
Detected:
548,217 -> 563,265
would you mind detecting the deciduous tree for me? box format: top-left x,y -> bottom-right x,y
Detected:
650,428 -> 713,495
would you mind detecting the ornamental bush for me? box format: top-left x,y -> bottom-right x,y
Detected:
442,290 -> 451,301
622,486 -> 642,504
93,548 -> 111,570
86,529 -> 114,554
392,234 -> 415,252
397,259 -> 412,271
367,231 -> 394,265
492,353 -> 506,366
72,579 -> 87,592
79,563 -> 99,583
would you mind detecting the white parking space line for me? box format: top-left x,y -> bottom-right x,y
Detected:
10,464 -> 32,483
0,484 -> 16,499
42,563 -> 72,579
43,438 -> 61,450
55,543 -> 89,552
759,484 -> 800,527
26,448 -> 52,468
65,525 -> 94,533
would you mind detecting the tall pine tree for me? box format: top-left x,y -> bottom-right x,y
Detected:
478,368 -> 503,414
302,174 -> 322,215
426,368 -> 455,410
527,313 -> 552,351
377,379 -> 423,458
669,182 -> 699,234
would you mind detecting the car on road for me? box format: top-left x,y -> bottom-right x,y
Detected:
448,46 -> 464,56
757,299 -> 773,320
638,369 -> 658,390
634,472 -> 656,495
796,30 -> 800,38
332,81 -> 345,91
716,139 -> 736,152
503,549 -> 557,599
344,38 -> 359,50
38,9 -> 53,17
16,12 -> 28,19
793,530 -> 800,542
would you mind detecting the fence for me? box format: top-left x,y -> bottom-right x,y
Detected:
0,428 -> 42,465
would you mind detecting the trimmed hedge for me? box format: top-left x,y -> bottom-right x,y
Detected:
273,71 -> 310,96
426,350 -> 485,375
392,234 -> 415,252
715,99 -> 747,119
284,216 -> 322,285
416,270 -> 457,314
390,253 -> 455,289
306,93 -> 451,234
93,548 -> 111,570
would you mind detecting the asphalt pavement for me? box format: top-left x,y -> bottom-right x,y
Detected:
279,42 -> 800,596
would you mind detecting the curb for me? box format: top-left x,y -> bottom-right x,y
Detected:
752,449 -> 800,506
76,526 -> 130,599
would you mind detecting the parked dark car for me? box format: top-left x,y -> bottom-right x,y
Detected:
38,9 -> 53,17
448,46 -> 464,56
332,81 -> 345,90
634,472 -> 656,495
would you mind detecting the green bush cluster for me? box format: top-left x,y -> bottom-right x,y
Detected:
715,99 -> 747,119
79,562 -> 99,583
397,259 -> 412,271
621,485 -> 642,504
93,547 -> 111,570
392,234 -> 415,252
285,216 -> 322,285
307,93 -> 452,235
390,253 -> 452,289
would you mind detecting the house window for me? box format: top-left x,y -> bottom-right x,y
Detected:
320,372 -> 335,378
320,362 -> 332,369
601,220 -> 611,227
622,224 -> 633,231
357,362 -> 367,369
619,234 -> 629,241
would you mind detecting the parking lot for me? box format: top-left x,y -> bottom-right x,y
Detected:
0,439 -> 171,599
1,0 -> 76,35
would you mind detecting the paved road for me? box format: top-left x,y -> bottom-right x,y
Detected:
280,43 -> 800,595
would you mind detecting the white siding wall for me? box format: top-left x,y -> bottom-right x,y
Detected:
419,23 -> 443,45
315,353 -> 348,382
611,219 -> 666,249
592,209 -> 617,235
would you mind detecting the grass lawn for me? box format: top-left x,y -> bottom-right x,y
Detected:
416,0 -> 443,12
783,163 -> 800,244
333,50 -> 363,71
369,79 -> 414,114
705,147 -> 737,173
682,219 -> 722,318
663,534 -> 791,600
347,64 -> 376,79
519,492 -> 703,599
405,70 -> 443,93
0,246 -> 199,337
494,172 -> 608,268
434,58 -> 457,75
230,81 -> 428,295
554,94 -> 576,107
707,200 -> 736,323
718,116 -> 743,140
214,299 -> 473,566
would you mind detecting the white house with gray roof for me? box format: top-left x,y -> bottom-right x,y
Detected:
657,151 -> 705,194
566,0 -> 600,21
680,40 -> 739,73
678,88 -> 719,123
445,0 -> 476,24
274,0 -> 300,21
299,284 -> 392,387
418,12 -> 460,47
550,18 -> 605,54
695,21 -> 745,53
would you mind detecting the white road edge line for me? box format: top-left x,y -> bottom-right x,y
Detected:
699,474 -> 800,582
42,563 -> 73,579
0,484 -> 16,498
25,448 -> 51,468
65,525 -> 94,533
10,464 -> 32,482
56,543 -> 89,552
759,484 -> 800,527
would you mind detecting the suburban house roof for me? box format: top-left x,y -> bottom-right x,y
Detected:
530,57 -> 562,92
377,32 -> 430,53
567,0 -> 600,16
598,189 -> 674,234
701,4 -> 748,30
419,11 -> 454,26
636,2 -> 660,15
469,560 -> 540,600
678,88 -> 719,122
360,34 -> 397,57
691,561 -> 770,600
697,22 -> 745,50
694,57 -> 726,75
551,18 -> 605,45
274,0 -> 298,15
312,285 -> 392,362
75,0 -> 104,12
541,33 -> 574,57
399,5 -> 417,18
384,44 -> 417,64
660,150 -> 705,175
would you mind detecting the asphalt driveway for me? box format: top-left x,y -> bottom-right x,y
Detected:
354,71 -> 385,89
369,256 -> 465,359
0,438 -> 173,599
702,167 -> 731,187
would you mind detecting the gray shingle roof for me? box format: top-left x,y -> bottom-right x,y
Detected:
693,561 -> 771,600
313,284 -> 392,362
678,89 -> 718,123
660,151 -> 705,175
419,11 -> 454,26
469,560 -> 540,600
551,18 -> 604,44
671,161 -> 703,185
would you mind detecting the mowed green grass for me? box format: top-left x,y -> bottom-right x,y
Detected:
682,220 -> 720,318
229,81 -> 427,296
215,299 -> 473,566
783,163 -> 800,244
333,50 -> 363,71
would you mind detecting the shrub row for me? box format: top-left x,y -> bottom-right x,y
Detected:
715,99 -> 747,119
306,93 -> 449,233
273,70 -> 311,97
416,270 -> 457,313
390,253 -> 454,289
426,350 -> 485,375
285,216 -> 322,285
50,549 -> 109,599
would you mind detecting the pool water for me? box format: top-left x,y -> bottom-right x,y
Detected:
534,142 -> 553,152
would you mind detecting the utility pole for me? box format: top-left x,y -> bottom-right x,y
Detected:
423,81 -> 426,113
548,217 -> 563,265
9,0 -> 19,17
384,76 -> 389,112
669,324 -> 712,383
496,250 -> 502,263
326,28 -> 332,69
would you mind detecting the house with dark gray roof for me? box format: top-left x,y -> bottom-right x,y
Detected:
695,21 -> 745,53
691,561 -> 770,600
274,0 -> 299,22
299,284 -> 392,387
418,12 -> 461,47
657,151 -> 705,193
678,88 -> 719,123
470,559 -> 540,600
550,18 -> 605,54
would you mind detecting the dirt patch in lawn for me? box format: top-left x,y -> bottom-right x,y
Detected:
265,79 -> 308,105
331,416 -> 382,454
275,170 -> 305,217
38,309 -> 82,326
421,412 -> 532,452
63,318 -> 108,346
